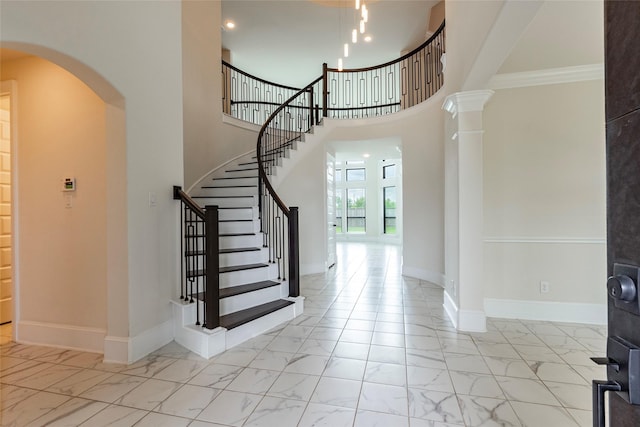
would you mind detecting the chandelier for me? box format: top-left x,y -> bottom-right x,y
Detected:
338,0 -> 370,71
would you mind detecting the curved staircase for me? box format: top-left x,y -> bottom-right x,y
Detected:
172,21 -> 444,359
172,153 -> 303,359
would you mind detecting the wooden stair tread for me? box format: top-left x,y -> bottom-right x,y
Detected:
185,247 -> 261,257
220,299 -> 294,330
219,263 -> 269,273
192,195 -> 253,199
226,167 -> 258,172
186,263 -> 268,278
219,280 -> 280,299
212,176 -> 258,180
219,247 -> 261,254
200,185 -> 257,189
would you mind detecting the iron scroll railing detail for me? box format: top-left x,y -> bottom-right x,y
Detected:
252,22 -> 444,302
256,78 -> 323,297
222,61 -> 302,126
173,186 -> 220,329
223,21 -> 444,124
322,20 -> 445,119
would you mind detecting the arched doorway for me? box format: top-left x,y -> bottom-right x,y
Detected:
0,45 -> 126,355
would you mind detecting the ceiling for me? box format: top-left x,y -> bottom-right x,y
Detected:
221,0 -> 438,87
498,0 -> 603,73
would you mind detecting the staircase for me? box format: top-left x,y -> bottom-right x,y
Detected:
172,153 -> 303,359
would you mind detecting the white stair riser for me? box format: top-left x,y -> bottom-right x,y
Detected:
196,186 -> 258,197
210,177 -> 258,187
220,234 -> 262,249
220,264 -> 277,288
219,283 -> 285,316
172,298 -> 300,359
184,251 -> 265,270
225,302 -> 297,349
219,220 -> 259,234
194,196 -> 256,208
223,170 -> 258,179
220,249 -> 268,267
230,163 -> 258,171
219,207 -> 257,221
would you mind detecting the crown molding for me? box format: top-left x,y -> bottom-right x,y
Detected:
488,63 -> 604,90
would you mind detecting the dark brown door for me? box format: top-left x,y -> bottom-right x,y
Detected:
602,1 -> 640,426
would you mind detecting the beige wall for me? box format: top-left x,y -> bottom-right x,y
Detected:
483,80 -> 606,305
428,1 -> 445,34
1,57 -> 107,330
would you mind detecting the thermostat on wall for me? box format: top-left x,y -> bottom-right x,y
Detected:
62,177 -> 76,192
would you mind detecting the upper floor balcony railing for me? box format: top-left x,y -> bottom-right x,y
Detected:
222,20 -> 445,126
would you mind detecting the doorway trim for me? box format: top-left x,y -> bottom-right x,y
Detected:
1,80 -> 19,342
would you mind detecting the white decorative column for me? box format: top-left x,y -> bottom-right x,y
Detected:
442,90 -> 493,332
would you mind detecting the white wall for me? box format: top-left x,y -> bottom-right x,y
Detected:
483,79 -> 606,321
277,95 -> 446,283
182,0 -> 263,190
444,0 -> 505,93
276,141 -> 328,275
1,1 -> 184,361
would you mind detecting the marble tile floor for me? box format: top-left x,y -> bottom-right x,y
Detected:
0,242 -> 607,426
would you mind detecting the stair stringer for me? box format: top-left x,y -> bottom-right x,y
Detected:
171,295 -> 304,359
186,150 -> 258,194
267,121 -> 332,190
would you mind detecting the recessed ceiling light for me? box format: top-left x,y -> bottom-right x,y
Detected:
364,35 -> 372,42
363,153 -> 370,158
224,20 -> 236,30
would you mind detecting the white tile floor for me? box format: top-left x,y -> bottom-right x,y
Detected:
0,242 -> 606,426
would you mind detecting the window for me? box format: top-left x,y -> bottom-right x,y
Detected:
347,188 -> 366,232
383,186 -> 396,234
336,168 -> 343,182
383,164 -> 396,179
346,168 -> 365,181
335,191 -> 343,233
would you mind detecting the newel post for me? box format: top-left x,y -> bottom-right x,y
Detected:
308,87 -> 315,128
204,205 -> 220,329
322,63 -> 328,118
288,207 -> 300,297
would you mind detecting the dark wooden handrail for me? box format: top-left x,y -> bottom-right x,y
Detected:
223,60 -> 301,92
257,77 -> 322,215
173,185 -> 219,329
255,78 -> 321,297
173,186 -> 204,218
325,20 -> 445,73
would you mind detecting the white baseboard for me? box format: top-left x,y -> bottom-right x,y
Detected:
484,298 -> 607,325
442,292 -> 486,332
104,335 -> 130,364
402,266 -> 445,287
443,290 -> 458,329
17,320 -> 105,353
129,319 -> 174,363
301,263 -> 326,276
458,309 -> 487,333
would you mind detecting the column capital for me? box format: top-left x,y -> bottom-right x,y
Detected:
442,90 -> 494,116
